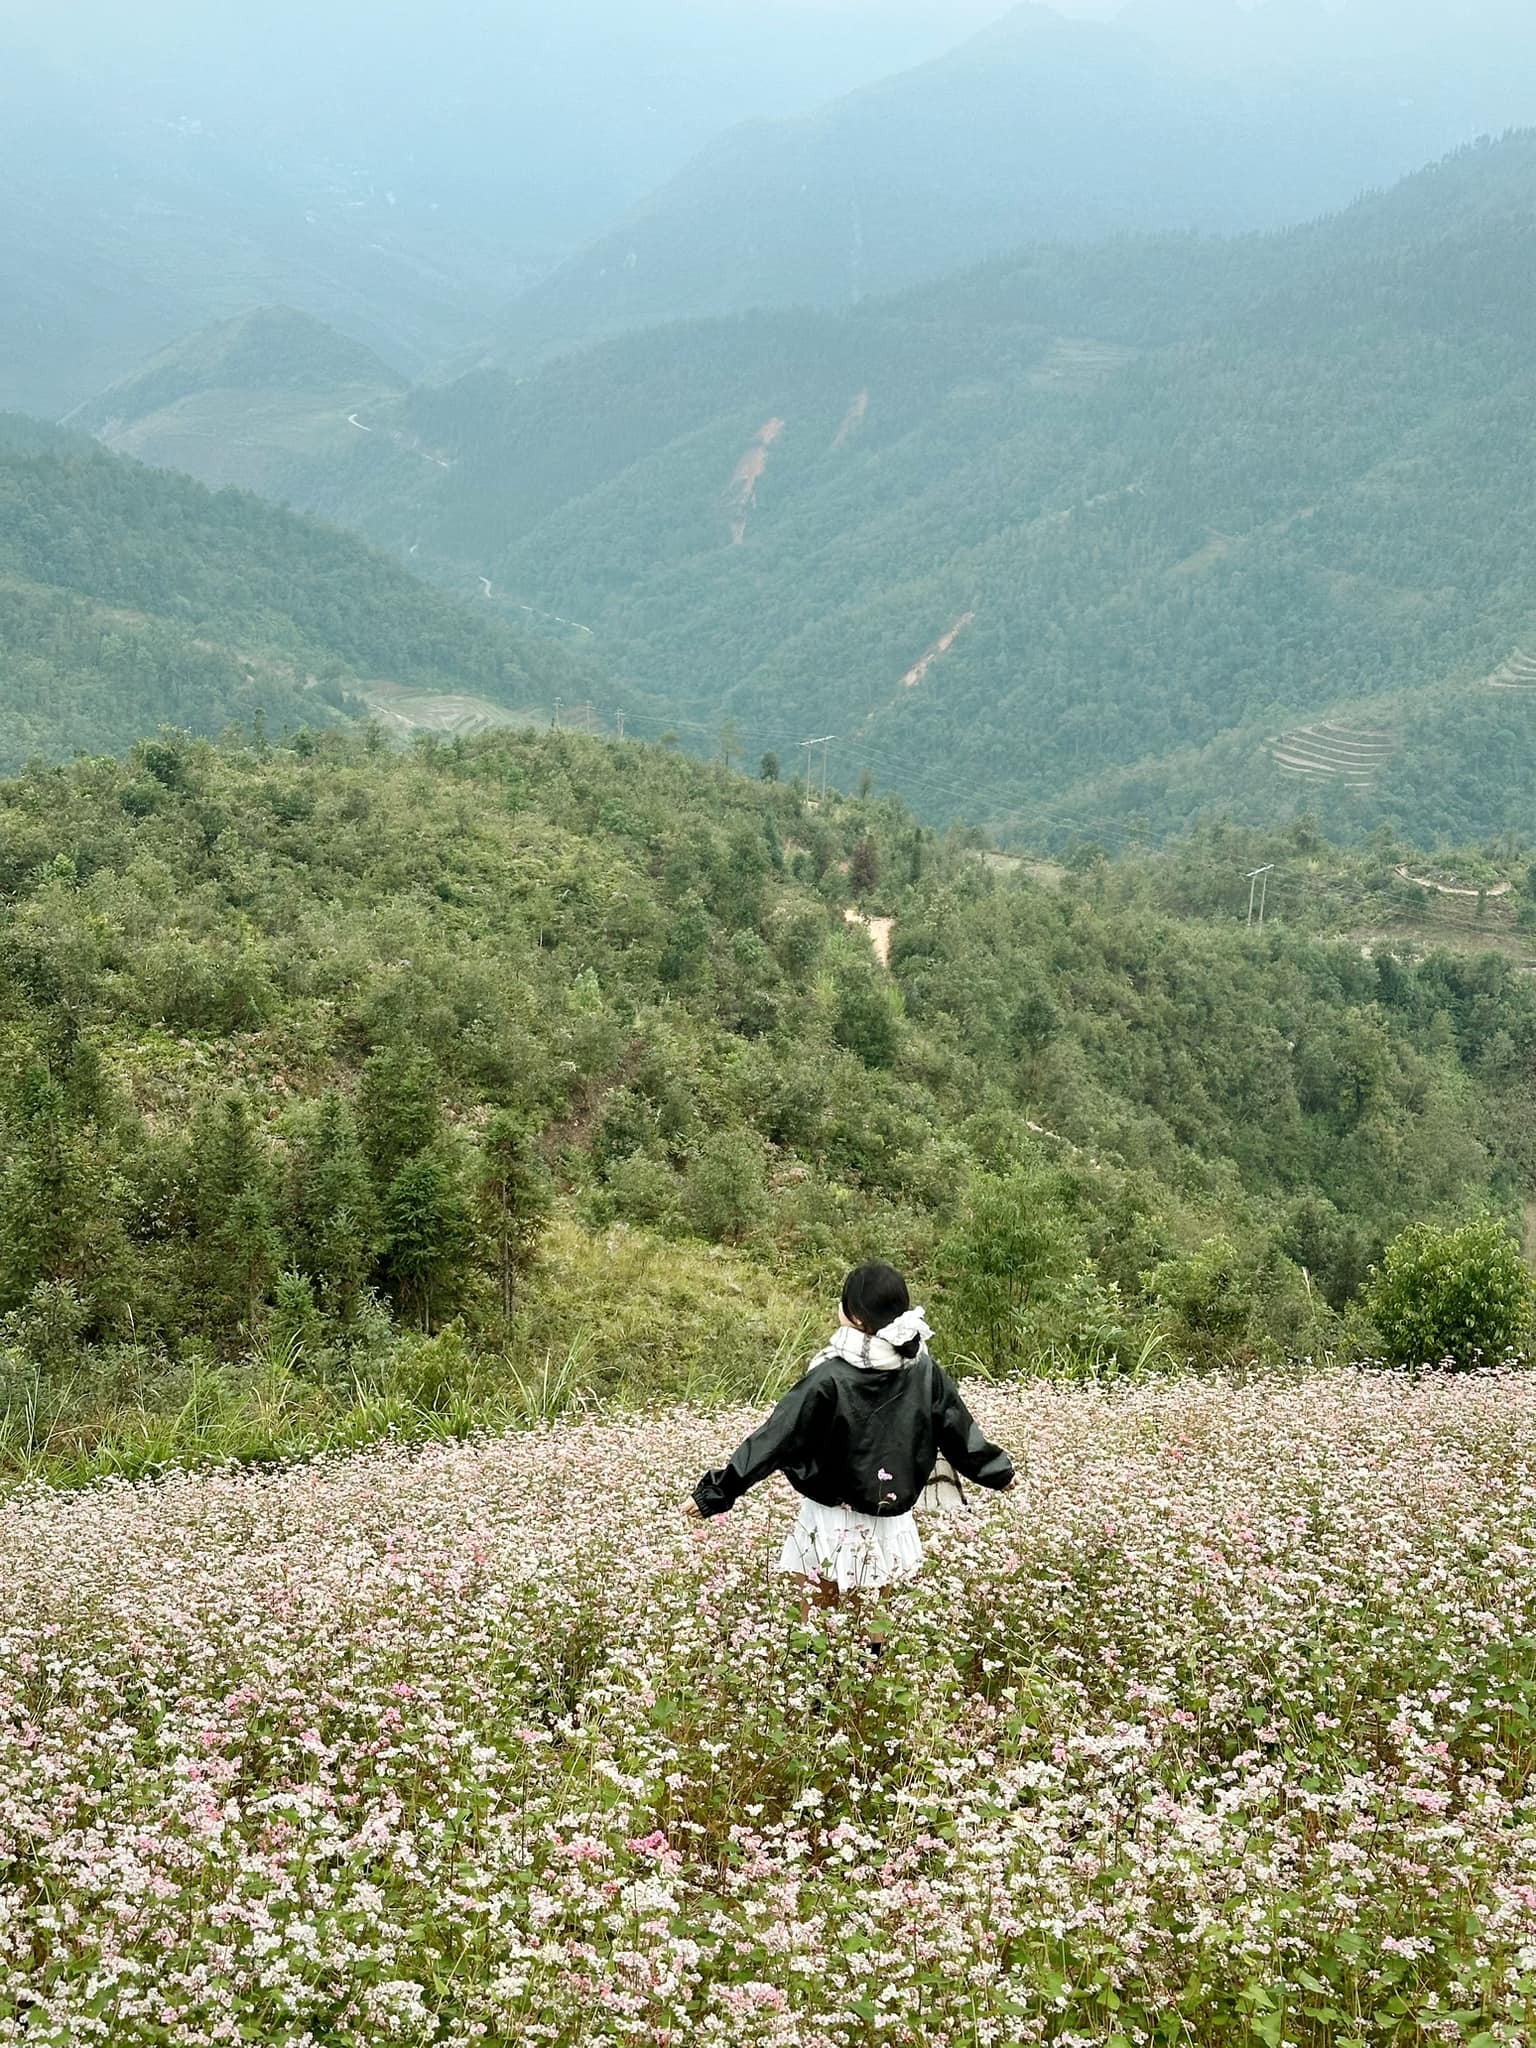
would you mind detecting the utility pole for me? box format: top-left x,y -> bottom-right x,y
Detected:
553,699 -> 562,731
580,701 -> 594,735
1246,864 -> 1274,931
616,711 -> 626,741
801,735 -> 837,802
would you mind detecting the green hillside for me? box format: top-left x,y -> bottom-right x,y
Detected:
0,422 -> 597,767
6,723 -> 1536,1479
62,307 -> 419,506
69,134 -> 1536,847
344,133 -> 1536,847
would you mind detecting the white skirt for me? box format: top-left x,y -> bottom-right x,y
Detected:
778,1498 -> 924,1593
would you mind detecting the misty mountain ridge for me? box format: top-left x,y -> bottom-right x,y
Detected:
1125,0 -> 1536,81
0,3 -> 1016,417
11,0 -> 1536,415
481,0 -> 1530,372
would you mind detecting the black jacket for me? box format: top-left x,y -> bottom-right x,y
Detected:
693,1348 -> 1014,1519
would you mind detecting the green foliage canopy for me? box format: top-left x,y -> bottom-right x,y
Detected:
1367,1217 -> 1536,1369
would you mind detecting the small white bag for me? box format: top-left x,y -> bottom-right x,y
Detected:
920,1453 -> 968,1514
917,1352 -> 968,1512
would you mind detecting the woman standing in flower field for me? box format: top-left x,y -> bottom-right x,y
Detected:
689,1262 -> 1016,1603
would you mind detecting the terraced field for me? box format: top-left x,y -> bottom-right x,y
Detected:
357,682 -> 539,739
1027,336 -> 1138,394
1488,649 -> 1536,691
1268,720 -> 1396,788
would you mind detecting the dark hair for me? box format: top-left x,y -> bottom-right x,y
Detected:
842,1262 -> 919,1357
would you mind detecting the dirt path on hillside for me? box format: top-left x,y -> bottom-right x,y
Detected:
901,613 -> 976,690
344,410 -> 451,470
727,418 -> 786,544
1026,1120 -> 1103,1172
832,391 -> 869,450
1395,865 -> 1512,899
844,907 -> 894,967
475,580 -> 594,637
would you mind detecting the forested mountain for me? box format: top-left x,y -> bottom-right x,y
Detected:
5,724 -> 1536,1440
0,53 -> 510,420
159,131 -> 1536,848
0,3 -> 999,418
71,308 -> 405,436
0,420 -> 594,767
63,309 -> 412,504
483,3 -> 1518,370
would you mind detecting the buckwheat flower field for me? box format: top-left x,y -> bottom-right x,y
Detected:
4,1372 -> 1536,2047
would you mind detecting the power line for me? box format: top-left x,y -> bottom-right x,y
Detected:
564,701 -> 1149,854
1246,864 -> 1274,930
801,735 -> 837,802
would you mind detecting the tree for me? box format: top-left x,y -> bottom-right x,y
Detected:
192,1096 -> 284,1341
833,977 -> 899,1069
659,900 -> 712,987
1008,988 -> 1060,1063
381,1151 -> 474,1329
358,1045 -> 440,1187
289,1095 -> 383,1322
1367,1217 -> 1535,1369
775,908 -> 824,980
682,1130 -> 769,1245
937,1165 -> 1089,1373
1146,1237 -> 1255,1357
849,835 -> 881,895
477,1114 -> 552,1318
0,1071 -> 122,1327
759,752 -> 781,782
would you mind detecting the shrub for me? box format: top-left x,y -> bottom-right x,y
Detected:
832,976 -> 900,1069
1367,1216 -> 1535,1369
591,1088 -> 660,1168
1145,1236 -> 1256,1360
1,1279 -> 90,1376
266,1271 -> 330,1379
594,1151 -> 680,1233
681,1131 -> 769,1245
381,1152 -> 475,1329
935,1166 -> 1088,1374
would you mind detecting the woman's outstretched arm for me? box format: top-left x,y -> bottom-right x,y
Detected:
932,1364 -> 1015,1491
692,1373 -> 830,1517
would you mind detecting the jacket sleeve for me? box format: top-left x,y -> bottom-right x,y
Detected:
932,1362 -> 1015,1492
693,1372 -> 829,1517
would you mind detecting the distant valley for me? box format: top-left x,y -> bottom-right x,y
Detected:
0,413 -> 598,769
0,1 -> 1045,418
67,133 -> 1536,849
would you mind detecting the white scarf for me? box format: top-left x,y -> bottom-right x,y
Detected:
814,1308 -> 933,1374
